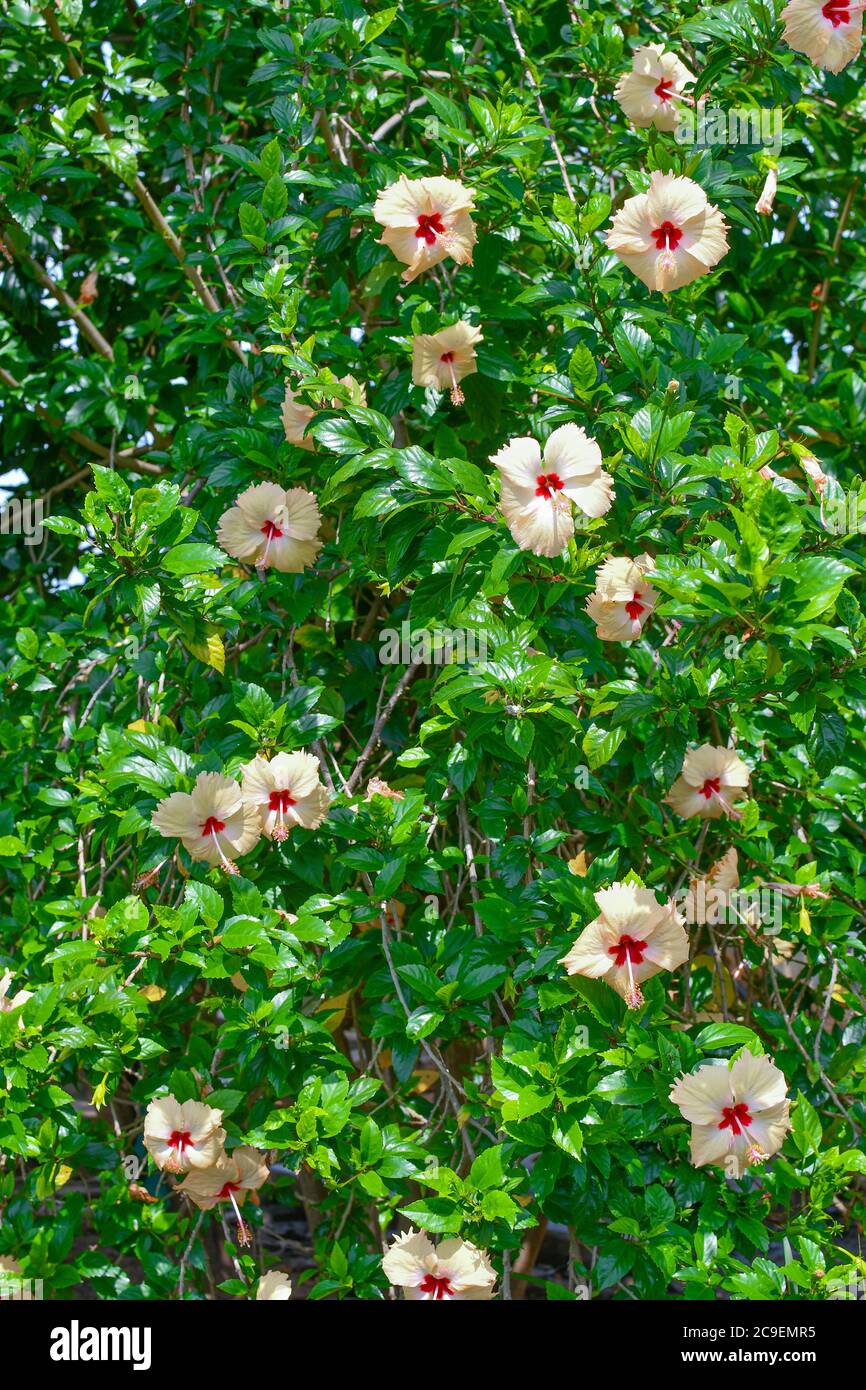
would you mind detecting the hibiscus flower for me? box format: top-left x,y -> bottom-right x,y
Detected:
373,175 -> 476,283
585,553 -> 658,641
614,44 -> 694,132
281,375 -> 367,450
666,745 -> 750,821
682,847 -> 739,927
0,969 -> 32,1013
240,750 -> 330,842
256,1271 -> 293,1300
411,320 -> 482,405
381,1229 -> 496,1300
670,1053 -> 790,1172
560,881 -> 689,1010
781,0 -> 863,72
492,423 -> 614,558
217,482 -> 322,573
143,1095 -> 226,1174
178,1146 -> 269,1246
755,168 -> 778,216
606,172 -> 728,293
151,771 -> 261,873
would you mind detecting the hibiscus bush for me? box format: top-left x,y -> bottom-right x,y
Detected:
1,0 -> 865,1305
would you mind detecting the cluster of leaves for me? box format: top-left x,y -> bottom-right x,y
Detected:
0,0 -> 864,1301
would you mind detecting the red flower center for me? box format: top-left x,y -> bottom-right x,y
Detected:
418,1273 -> 455,1299
416,212 -> 445,245
608,934 -> 648,966
218,1181 -> 240,1198
719,1103 -> 753,1135
625,592 -> 646,620
651,220 -> 683,251
268,789 -> 297,813
168,1130 -> 193,1152
261,519 -> 283,539
440,351 -> 455,363
535,472 -> 564,499
202,816 -> 225,835
822,0 -> 849,24
654,79 -> 674,102
699,777 -> 721,800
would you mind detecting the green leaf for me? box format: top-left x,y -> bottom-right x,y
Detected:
582,724 -> 626,770
161,543 -> 224,575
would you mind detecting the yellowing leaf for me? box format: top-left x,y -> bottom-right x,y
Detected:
54,1164 -> 73,1189
799,904 -> 812,935
138,984 -> 166,1003
181,625 -> 225,673
316,990 -> 352,1033
568,851 -> 588,877
693,954 -> 736,1009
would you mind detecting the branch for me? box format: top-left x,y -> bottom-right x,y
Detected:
8,245 -> 114,361
496,0 -> 575,203
41,5 -> 248,365
808,178 -> 858,380
766,953 -> 859,1134
0,366 -> 164,474
345,658 -> 423,793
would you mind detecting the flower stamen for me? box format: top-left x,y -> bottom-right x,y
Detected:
535,471 -> 565,500
440,350 -> 464,406
203,817 -> 238,876
415,211 -> 445,244
418,1272 -> 455,1299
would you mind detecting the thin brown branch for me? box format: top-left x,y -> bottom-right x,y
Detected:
345,658 -> 423,793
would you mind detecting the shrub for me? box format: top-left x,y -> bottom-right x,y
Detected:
0,0 -> 864,1303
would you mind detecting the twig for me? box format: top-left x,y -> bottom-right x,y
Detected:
814,956 -> 838,1064
0,367 -> 163,473
345,659 -> 423,793
496,0 -> 575,202
10,248 -> 114,360
41,6 -> 248,365
808,179 -> 858,379
766,953 -> 858,1133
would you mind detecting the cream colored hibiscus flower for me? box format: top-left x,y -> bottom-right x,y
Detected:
492,424 -> 614,558
178,1146 -> 269,1246
781,0 -> 863,72
0,969 -> 32,1013
670,1053 -> 790,1172
256,1271 -> 293,1300
373,175 -> 476,283
411,320 -> 482,405
281,375 -> 367,450
560,881 -> 689,1010
682,847 -> 739,927
666,745 -> 750,821
585,553 -> 658,641
614,44 -> 694,132
143,1095 -> 226,1174
240,750 -> 330,842
382,1229 -> 496,1300
216,482 -> 322,574
151,771 -> 261,873
606,172 -> 728,293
